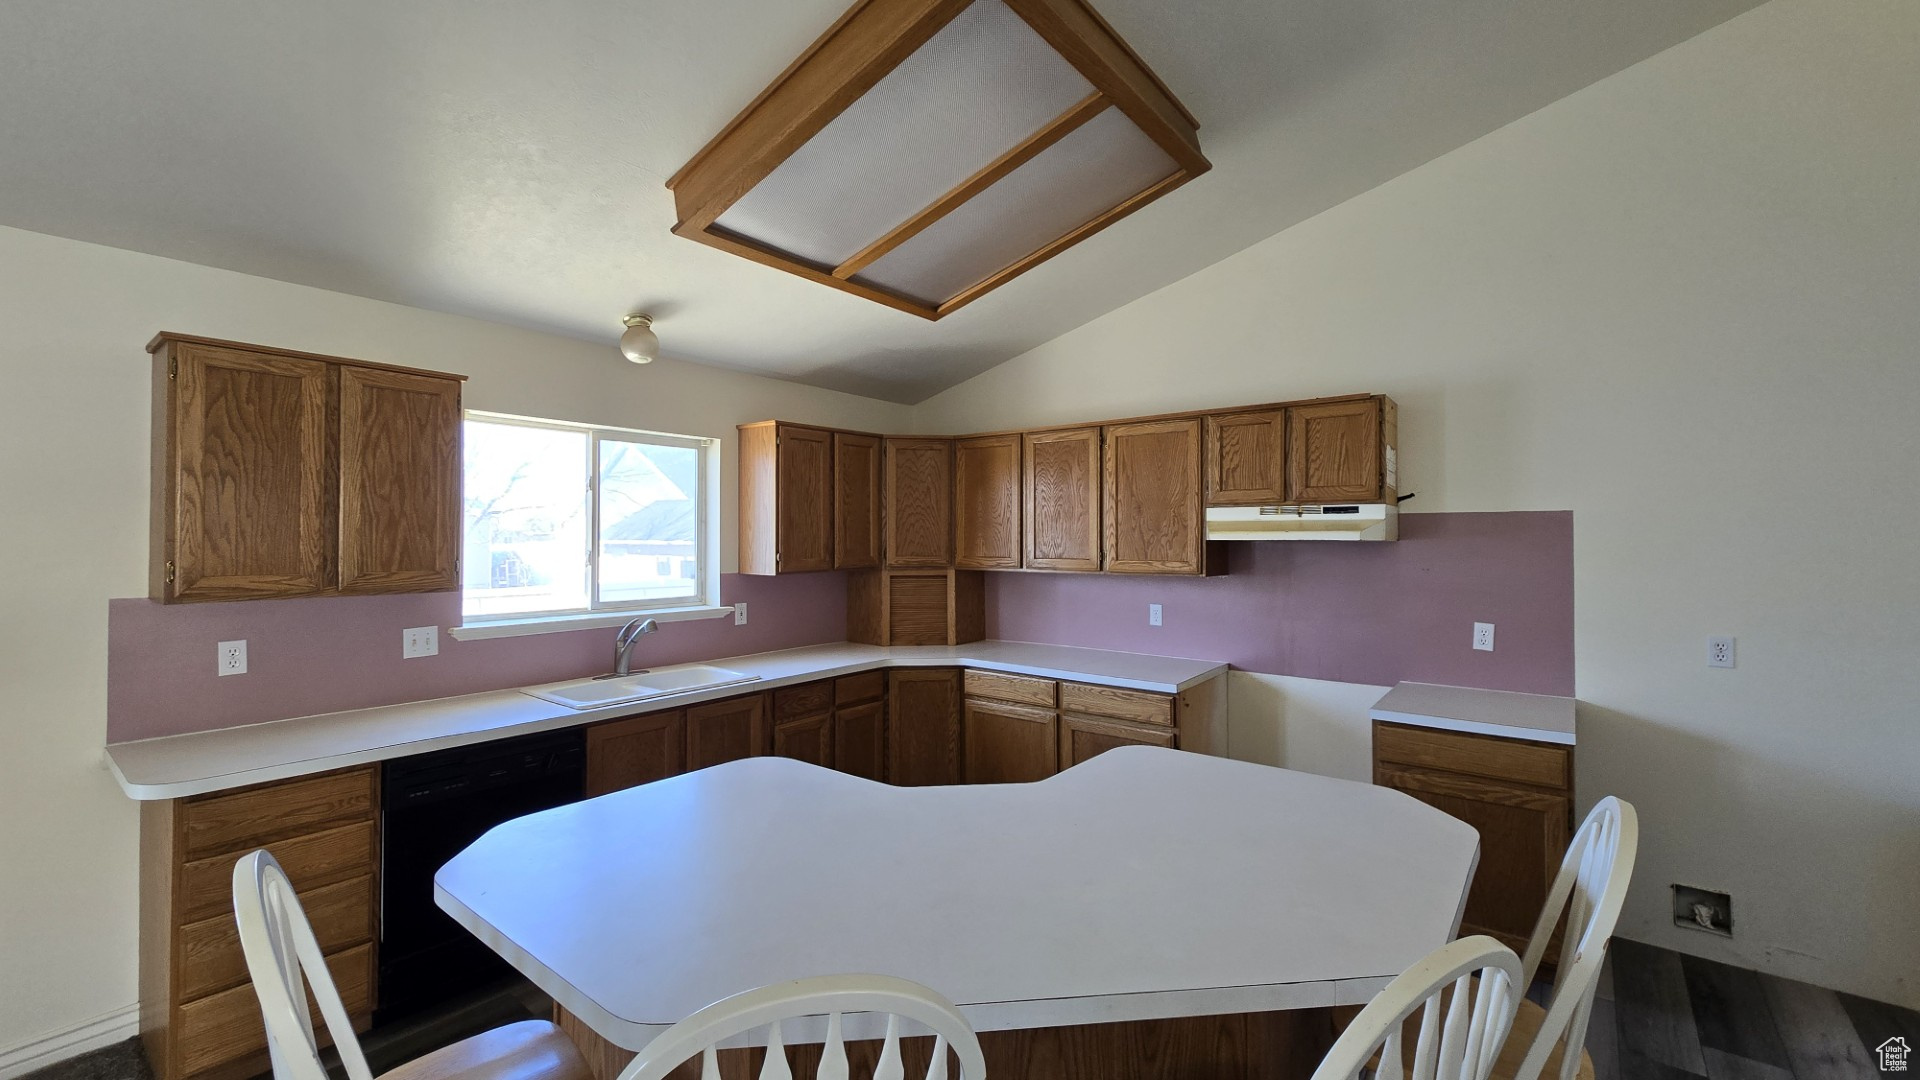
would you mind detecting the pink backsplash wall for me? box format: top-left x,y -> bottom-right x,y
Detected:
986,512 -> 1573,696
107,573 -> 848,741
109,512 -> 1571,742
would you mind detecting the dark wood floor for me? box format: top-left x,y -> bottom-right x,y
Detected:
1596,938 -> 1918,1079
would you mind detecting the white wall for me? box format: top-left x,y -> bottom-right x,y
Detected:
0,224 -> 912,1063
921,0 -> 1920,1006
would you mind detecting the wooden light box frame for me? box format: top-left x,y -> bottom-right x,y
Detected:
665,0 -> 1208,320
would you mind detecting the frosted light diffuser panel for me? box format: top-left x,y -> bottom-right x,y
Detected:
713,1 -> 1094,266
667,0 -> 1208,319
854,106 -> 1177,303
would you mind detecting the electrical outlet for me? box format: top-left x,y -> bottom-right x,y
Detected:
1149,603 -> 1163,627
1473,622 -> 1495,652
1708,636 -> 1735,668
217,640 -> 248,677
402,626 -> 439,659
734,602 -> 748,626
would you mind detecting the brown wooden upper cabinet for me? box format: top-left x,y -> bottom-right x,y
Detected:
1205,409 -> 1286,506
1023,427 -> 1102,572
882,438 -> 953,567
953,434 -> 1022,570
149,334 -> 464,603
1104,418 -> 1209,575
739,422 -> 834,575
832,432 -> 881,570
1287,396 -> 1398,504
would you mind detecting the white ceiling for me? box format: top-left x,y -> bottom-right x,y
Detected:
0,0 -> 1763,403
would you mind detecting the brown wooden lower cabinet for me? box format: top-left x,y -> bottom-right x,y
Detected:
142,766 -> 381,1080
963,699 -> 1058,783
585,710 -> 686,796
834,670 -> 888,782
773,711 -> 834,768
887,669 -> 962,786
686,693 -> 770,771
1371,721 -> 1573,955
1060,713 -> 1176,767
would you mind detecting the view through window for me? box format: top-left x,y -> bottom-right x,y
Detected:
463,414 -> 710,619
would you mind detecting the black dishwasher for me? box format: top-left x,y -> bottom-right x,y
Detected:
378,728 -> 585,1022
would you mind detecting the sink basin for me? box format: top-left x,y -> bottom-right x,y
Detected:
523,664 -> 760,710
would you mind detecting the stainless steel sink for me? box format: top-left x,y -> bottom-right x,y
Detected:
523,664 -> 760,710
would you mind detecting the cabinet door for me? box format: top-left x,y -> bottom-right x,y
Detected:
963,700 -> 1058,784
686,694 -> 770,771
884,438 -> 953,567
954,435 -> 1022,569
1374,763 -> 1570,954
1104,418 -> 1206,575
338,367 -> 462,594
164,344 -> 335,601
1059,714 -> 1175,769
585,711 -> 685,796
887,669 -> 961,786
1023,427 -> 1101,572
1205,410 -> 1285,506
1287,398 -> 1382,503
773,712 -> 835,768
777,425 -> 834,573
833,432 -> 881,569
834,700 -> 887,782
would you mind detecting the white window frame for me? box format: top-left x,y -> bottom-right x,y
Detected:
451,411 -> 730,640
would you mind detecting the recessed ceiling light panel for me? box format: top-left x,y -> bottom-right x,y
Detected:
667,0 -> 1208,320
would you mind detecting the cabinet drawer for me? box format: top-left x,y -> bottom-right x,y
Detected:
1059,683 -> 1174,726
178,820 -> 376,924
181,768 -> 375,859
773,681 -> 834,721
963,670 -> 1057,708
178,875 -> 373,1001
176,942 -> 372,1076
834,671 -> 885,706
1373,722 -> 1569,790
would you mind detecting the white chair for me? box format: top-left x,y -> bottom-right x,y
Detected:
1493,796 -> 1639,1080
1310,935 -> 1524,1080
232,849 -> 591,1080
614,974 -> 987,1080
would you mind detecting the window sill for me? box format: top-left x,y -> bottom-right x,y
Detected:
448,604 -> 736,642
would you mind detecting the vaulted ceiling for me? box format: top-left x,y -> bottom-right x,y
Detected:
0,0 -> 1764,402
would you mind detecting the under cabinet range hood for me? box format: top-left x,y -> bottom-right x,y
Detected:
1204,504 -> 1398,542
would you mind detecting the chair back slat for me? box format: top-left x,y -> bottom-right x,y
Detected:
760,1022 -> 792,1080
617,976 -> 985,1080
231,850 -> 375,1080
1511,797 -> 1639,1080
1309,937 -> 1523,1080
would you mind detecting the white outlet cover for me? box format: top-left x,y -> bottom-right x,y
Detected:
1473,623 -> 1496,652
1149,603 -> 1163,627
217,639 -> 248,676
1708,636 -> 1736,668
734,603 -> 748,626
403,625 -> 439,659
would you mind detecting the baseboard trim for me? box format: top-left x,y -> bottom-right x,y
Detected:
0,1005 -> 140,1080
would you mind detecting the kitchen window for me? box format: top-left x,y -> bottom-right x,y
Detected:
458,412 -> 721,633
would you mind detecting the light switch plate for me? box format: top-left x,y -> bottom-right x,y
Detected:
1473,623 -> 1496,652
403,626 -> 439,659
734,603 -> 748,626
1149,603 -> 1163,627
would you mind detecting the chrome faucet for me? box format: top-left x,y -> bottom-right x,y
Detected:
611,617 -> 658,676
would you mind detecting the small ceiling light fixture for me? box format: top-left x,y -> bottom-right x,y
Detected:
619,314 -> 659,364
665,0 -> 1208,320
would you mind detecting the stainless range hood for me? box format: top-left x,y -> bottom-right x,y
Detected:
1204,504 -> 1398,541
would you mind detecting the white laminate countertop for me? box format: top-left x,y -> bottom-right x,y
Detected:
436,748 -> 1480,1046
105,641 -> 1227,800
1369,681 -> 1576,745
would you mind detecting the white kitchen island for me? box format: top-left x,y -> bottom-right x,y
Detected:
435,746 -> 1479,1080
